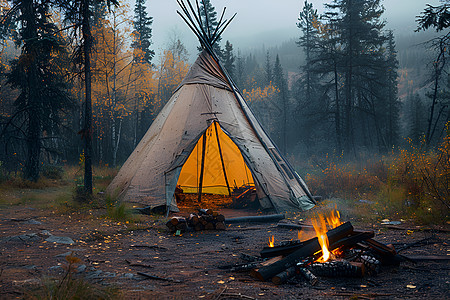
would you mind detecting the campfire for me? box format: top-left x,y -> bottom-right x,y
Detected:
223,209 -> 398,285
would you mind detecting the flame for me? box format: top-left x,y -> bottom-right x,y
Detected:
312,214 -> 330,262
311,209 -> 342,262
326,209 -> 342,229
318,234 -> 330,262
268,235 -> 275,247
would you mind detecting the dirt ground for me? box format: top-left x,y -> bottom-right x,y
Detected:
0,198 -> 449,299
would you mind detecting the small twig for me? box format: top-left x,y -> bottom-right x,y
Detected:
137,271 -> 181,283
214,286 -> 227,300
221,293 -> 256,300
130,244 -> 168,251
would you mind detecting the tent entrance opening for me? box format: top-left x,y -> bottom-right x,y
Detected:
177,121 -> 255,201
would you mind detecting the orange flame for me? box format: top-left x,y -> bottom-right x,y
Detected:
268,235 -> 275,247
326,209 -> 342,229
312,209 -> 342,262
318,234 -> 330,262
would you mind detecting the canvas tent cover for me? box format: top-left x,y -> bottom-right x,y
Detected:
107,51 -> 315,213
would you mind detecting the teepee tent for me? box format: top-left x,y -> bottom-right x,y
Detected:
106,0 -> 316,214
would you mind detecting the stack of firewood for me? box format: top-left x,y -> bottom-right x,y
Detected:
166,209 -> 226,233
221,221 -> 401,285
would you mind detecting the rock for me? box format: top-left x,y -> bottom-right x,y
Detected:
86,270 -> 103,279
122,273 -> 135,279
24,219 -> 42,225
49,265 -> 63,273
0,233 -> 41,243
24,265 -> 38,270
40,230 -> 52,236
101,272 -> 116,278
77,264 -> 87,273
45,236 -> 75,245
56,251 -> 74,257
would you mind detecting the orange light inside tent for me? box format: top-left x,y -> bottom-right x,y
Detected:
177,122 -> 254,194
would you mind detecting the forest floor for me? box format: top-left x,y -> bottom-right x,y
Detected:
0,185 -> 449,299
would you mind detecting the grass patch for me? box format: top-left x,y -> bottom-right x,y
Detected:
24,254 -> 122,300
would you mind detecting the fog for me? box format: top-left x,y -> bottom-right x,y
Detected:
148,0 -> 442,58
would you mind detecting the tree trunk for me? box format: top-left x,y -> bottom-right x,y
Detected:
83,0 -> 93,195
23,1 -> 41,182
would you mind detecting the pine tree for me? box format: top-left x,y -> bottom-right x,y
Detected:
235,50 -> 245,87
296,0 -> 319,105
264,51 -> 272,86
0,0 -> 72,181
273,54 -> 289,154
132,0 -> 155,64
223,40 -> 235,78
384,30 -> 400,148
199,0 -> 222,57
324,0 -> 387,154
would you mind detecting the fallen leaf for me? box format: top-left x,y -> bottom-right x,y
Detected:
407,285 -> 416,289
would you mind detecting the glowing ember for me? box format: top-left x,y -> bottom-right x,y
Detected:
268,235 -> 275,247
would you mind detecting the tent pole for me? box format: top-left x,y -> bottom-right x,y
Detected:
213,121 -> 232,197
198,130 -> 207,202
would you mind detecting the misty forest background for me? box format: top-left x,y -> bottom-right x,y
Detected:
0,0 -> 449,222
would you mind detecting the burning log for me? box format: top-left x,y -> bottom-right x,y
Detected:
260,240 -> 309,258
308,261 -> 365,277
330,230 -> 375,250
252,221 -> 354,281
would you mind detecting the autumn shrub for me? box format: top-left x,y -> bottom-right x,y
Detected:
303,135 -> 450,224
387,137 -> 450,223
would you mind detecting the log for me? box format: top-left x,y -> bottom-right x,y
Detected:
260,240 -> 310,258
298,267 -> 318,285
252,221 -> 354,281
215,221 -> 226,230
189,214 -> 199,225
308,260 -> 364,278
170,216 -> 186,226
330,231 -> 375,249
198,208 -> 213,215
216,214 -> 225,222
225,214 -> 285,224
205,222 -> 215,230
272,266 -> 297,285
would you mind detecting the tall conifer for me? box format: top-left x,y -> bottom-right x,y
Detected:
132,0 -> 155,64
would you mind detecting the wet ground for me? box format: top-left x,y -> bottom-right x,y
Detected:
0,204 -> 449,299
